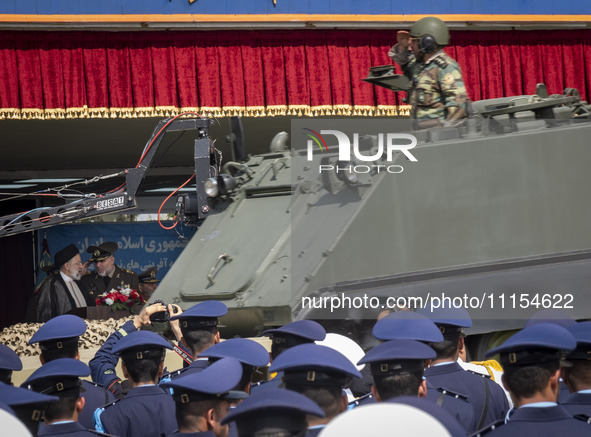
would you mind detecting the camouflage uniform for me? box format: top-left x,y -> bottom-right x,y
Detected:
390,46 -> 468,129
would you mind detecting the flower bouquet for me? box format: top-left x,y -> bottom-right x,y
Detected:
95,288 -> 146,313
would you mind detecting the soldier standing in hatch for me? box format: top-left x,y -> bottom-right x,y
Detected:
389,16 -> 468,129
81,242 -> 139,299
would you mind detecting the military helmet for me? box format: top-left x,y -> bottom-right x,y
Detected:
410,17 -> 450,51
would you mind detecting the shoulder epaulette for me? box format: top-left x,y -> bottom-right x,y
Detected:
433,56 -> 448,69
436,386 -> 469,401
123,268 -> 135,274
100,398 -> 121,410
466,370 -> 492,379
573,414 -> 591,424
348,393 -> 373,408
162,368 -> 187,381
469,419 -> 505,437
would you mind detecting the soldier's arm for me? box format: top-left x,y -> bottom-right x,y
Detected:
89,303 -> 167,391
89,319 -> 136,390
439,63 -> 468,122
389,30 -> 420,79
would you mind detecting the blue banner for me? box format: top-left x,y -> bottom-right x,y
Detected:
42,222 -> 195,281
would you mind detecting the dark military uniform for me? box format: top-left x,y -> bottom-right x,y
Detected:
222,389 -> 325,437
39,421 -> 113,437
476,323 -> 591,436
475,405 -> 591,436
391,47 -> 468,129
561,392 -> 591,417
160,358 -> 248,437
28,315 -> 115,429
93,331 -> 176,437
89,320 -> 138,398
425,361 -> 509,430
81,265 -> 139,300
425,381 -> 475,432
22,359 -> 98,436
95,385 -> 177,437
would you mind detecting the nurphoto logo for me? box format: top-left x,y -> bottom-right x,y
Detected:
304,128 -> 418,174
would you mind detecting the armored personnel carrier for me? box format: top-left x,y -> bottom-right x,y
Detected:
152,85 -> 591,355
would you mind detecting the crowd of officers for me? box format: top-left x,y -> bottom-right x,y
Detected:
1,299 -> 591,437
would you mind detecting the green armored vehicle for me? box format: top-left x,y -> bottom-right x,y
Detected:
152,85 -> 591,355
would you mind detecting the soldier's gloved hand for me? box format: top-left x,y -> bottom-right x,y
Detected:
168,305 -> 183,342
133,303 -> 166,329
397,30 -> 411,51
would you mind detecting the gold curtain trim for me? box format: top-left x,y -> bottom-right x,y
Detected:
0,105 -> 410,120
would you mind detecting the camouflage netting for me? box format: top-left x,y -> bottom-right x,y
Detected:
0,316 -> 134,357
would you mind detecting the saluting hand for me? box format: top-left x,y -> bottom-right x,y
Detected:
397,30 -> 411,51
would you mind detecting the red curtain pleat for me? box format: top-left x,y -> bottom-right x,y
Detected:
129,35 -> 155,110
326,30 -> 352,113
347,30 -> 376,111
195,33 -> 222,112
583,30 -> 591,101
217,33 -> 246,112
283,31 -> 310,113
0,32 -> 20,115
106,32 -> 133,113
151,33 -> 179,111
498,32 -> 524,98
304,31 -> 333,113
1,29 -> 591,119
260,32 -> 287,112
38,33 -> 65,113
173,32 -> 200,112
60,32 -> 86,113
82,33 -> 109,113
561,31 -> 586,99
368,30 -> 399,110
239,33 -> 266,112
15,33 -> 44,113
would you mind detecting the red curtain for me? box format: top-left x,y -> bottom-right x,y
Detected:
1,29 -> 591,119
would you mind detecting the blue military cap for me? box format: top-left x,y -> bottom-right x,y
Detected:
372,311 -> 444,342
358,340 -> 435,376
566,321 -> 591,360
221,388 -> 324,436
417,303 -> 471,338
270,343 -> 361,387
28,315 -> 86,351
0,382 -> 58,407
160,357 -> 248,402
22,358 -> 89,395
526,309 -> 577,329
262,320 -> 326,341
198,338 -> 269,367
111,330 -> 173,357
486,323 -> 576,366
0,344 -> 22,371
169,300 -> 228,329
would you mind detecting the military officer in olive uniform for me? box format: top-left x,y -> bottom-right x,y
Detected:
389,16 -> 469,129
81,242 -> 139,301
137,267 -> 159,302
